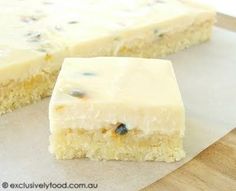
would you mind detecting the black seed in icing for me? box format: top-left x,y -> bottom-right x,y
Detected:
35,33 -> 41,38
20,15 -> 40,23
69,89 -> 86,98
115,123 -> 128,135
27,32 -> 41,42
82,72 -> 96,76
153,29 -> 165,38
68,21 -> 78,24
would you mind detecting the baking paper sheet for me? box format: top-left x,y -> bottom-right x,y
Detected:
0,27 -> 235,191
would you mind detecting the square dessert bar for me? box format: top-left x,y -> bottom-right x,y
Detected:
0,0 -> 215,115
49,57 -> 185,162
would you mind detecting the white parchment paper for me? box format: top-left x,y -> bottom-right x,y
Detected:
0,27 -> 235,191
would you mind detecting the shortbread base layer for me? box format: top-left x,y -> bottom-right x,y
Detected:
0,20 -> 213,115
0,70 -> 58,115
49,128 -> 185,162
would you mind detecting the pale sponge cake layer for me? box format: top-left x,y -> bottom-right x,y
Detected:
0,20 -> 213,115
50,128 -> 185,162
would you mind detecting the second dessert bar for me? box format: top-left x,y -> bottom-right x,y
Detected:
0,0 -> 215,114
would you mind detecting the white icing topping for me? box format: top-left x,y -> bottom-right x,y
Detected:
50,57 -> 185,136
